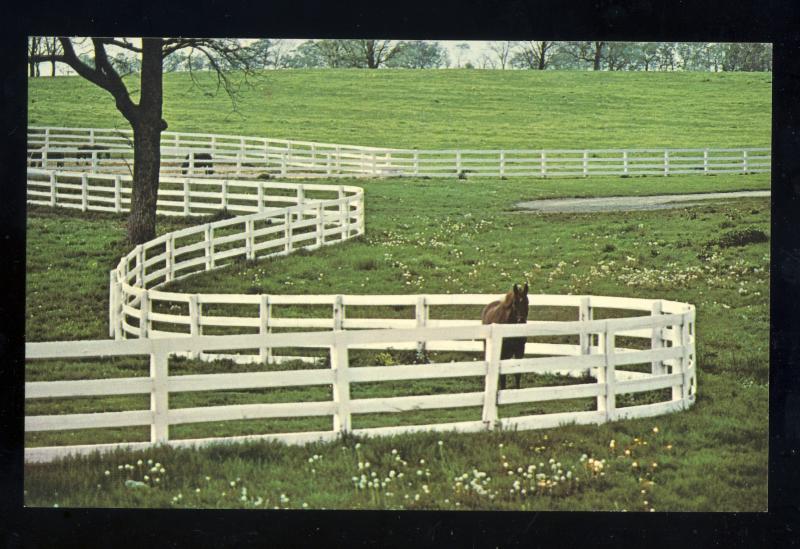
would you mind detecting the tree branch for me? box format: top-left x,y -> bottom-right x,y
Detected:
96,38 -> 143,53
56,38 -> 139,124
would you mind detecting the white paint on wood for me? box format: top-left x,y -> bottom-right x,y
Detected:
482,327 -> 501,429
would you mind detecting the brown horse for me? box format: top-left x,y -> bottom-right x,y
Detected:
481,282 -> 529,390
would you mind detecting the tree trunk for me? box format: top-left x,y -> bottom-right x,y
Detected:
593,42 -> 604,70
126,38 -> 167,245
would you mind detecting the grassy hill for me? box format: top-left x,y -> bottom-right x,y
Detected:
28,69 -> 772,149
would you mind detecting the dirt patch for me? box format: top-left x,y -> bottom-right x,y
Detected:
515,191 -> 770,214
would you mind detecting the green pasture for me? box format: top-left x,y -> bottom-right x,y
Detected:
24,69 -> 769,511
28,69 -> 771,149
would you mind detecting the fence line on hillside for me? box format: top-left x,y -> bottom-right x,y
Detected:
25,304 -> 697,463
28,126 -> 771,179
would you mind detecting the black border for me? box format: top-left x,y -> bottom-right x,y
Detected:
3,1 -> 799,546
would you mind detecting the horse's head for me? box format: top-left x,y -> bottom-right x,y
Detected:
509,282 -> 529,324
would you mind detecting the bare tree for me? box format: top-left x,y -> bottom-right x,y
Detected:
562,41 -> 606,70
511,41 -> 554,70
455,43 -> 471,68
30,37 -> 255,244
343,40 -> 398,69
40,38 -> 63,77
478,53 -> 496,69
269,39 -> 291,68
28,37 -> 44,77
488,41 -> 516,70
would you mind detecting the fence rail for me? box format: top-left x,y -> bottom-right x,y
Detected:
26,126 -> 699,463
28,126 -> 770,180
26,301 -> 696,463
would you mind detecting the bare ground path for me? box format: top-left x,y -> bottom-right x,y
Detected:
515,191 -> 770,213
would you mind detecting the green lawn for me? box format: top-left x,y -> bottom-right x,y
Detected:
24,69 -> 769,511
28,69 -> 771,150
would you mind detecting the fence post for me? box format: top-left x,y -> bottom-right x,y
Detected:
189,152 -> 195,176
91,151 -> 98,174
81,173 -> 88,212
331,335 -> 351,434
687,308 -> 697,402
335,146 -> 341,174
582,150 -> 589,177
280,153 -> 287,176
236,150 -> 243,178
42,147 -> 49,170
259,294 -> 272,364
189,294 -> 200,359
150,350 -> 169,444
140,291 -> 150,338
678,312 -> 692,406
579,296 -> 593,376
89,128 -> 95,146
326,153 -> 332,177
623,150 -> 629,175
663,150 -> 670,176
540,151 -> 547,178
164,236 -> 173,282
114,175 -> 122,212
455,151 -> 462,176
316,202 -> 324,247
743,150 -> 749,174
257,182 -> 265,213
413,151 -> 419,177
49,172 -> 57,207
205,226 -> 214,270
499,151 -> 505,178
358,194 -> 365,235
285,211 -> 294,254
415,295 -> 429,356
596,327 -> 616,422
338,186 -> 347,239
246,219 -> 254,260
333,295 -> 344,331
221,179 -> 228,210
651,300 -> 665,375
136,245 -> 145,287
371,152 -> 377,175
482,325 -> 502,430
115,276 -> 124,340
109,271 -> 117,339
703,148 -> 709,174
182,179 -> 191,216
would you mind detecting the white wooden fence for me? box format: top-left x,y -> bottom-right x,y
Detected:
28,126 -> 770,179
25,298 -> 697,464
26,126 -> 699,463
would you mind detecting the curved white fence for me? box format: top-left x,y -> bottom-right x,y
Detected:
28,126 -> 770,179
25,127 -> 698,463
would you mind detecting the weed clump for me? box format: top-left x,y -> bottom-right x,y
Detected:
715,227 -> 769,248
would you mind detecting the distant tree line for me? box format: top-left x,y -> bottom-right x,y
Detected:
28,39 -> 772,75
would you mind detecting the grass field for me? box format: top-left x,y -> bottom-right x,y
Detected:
28,69 -> 771,149
24,69 -> 770,511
